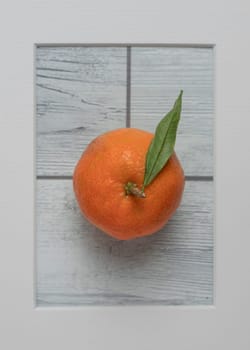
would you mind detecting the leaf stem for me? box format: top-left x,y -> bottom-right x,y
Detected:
125,182 -> 146,198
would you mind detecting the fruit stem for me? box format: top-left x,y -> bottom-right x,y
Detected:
125,182 -> 146,198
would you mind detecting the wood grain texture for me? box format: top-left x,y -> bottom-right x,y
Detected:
36,47 -> 127,176
36,46 -> 214,177
36,46 -> 214,306
36,179 -> 213,306
130,47 -> 214,176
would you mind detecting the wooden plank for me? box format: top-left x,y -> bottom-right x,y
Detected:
36,179 -> 213,306
36,47 -> 127,176
130,47 -> 214,176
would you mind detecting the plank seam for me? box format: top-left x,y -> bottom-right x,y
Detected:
126,46 -> 131,127
36,175 -> 213,181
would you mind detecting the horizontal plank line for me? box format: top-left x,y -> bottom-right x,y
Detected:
37,175 -> 73,180
185,176 -> 213,181
126,46 -> 131,127
37,175 -> 213,181
35,43 -> 214,49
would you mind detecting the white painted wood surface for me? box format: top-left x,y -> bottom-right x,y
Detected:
36,46 -> 214,306
131,47 -> 213,176
36,46 -> 213,177
36,180 -> 213,306
36,47 -> 127,176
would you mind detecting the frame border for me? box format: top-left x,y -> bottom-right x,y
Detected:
1,1 -> 249,349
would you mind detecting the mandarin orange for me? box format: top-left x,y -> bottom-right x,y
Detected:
73,127 -> 184,240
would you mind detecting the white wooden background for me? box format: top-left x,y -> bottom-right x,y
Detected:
36,46 -> 214,306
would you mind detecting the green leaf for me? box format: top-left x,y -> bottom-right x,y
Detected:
143,90 -> 183,187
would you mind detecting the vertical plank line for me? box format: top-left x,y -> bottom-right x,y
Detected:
126,46 -> 131,127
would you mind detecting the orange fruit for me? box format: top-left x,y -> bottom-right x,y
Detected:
73,127 -> 185,240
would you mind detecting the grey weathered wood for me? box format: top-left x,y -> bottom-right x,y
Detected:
130,47 -> 214,176
35,46 -> 214,306
36,47 -> 127,176
36,46 -> 214,177
36,179 -> 213,306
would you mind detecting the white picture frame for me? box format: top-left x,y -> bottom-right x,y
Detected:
1,0 -> 250,349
